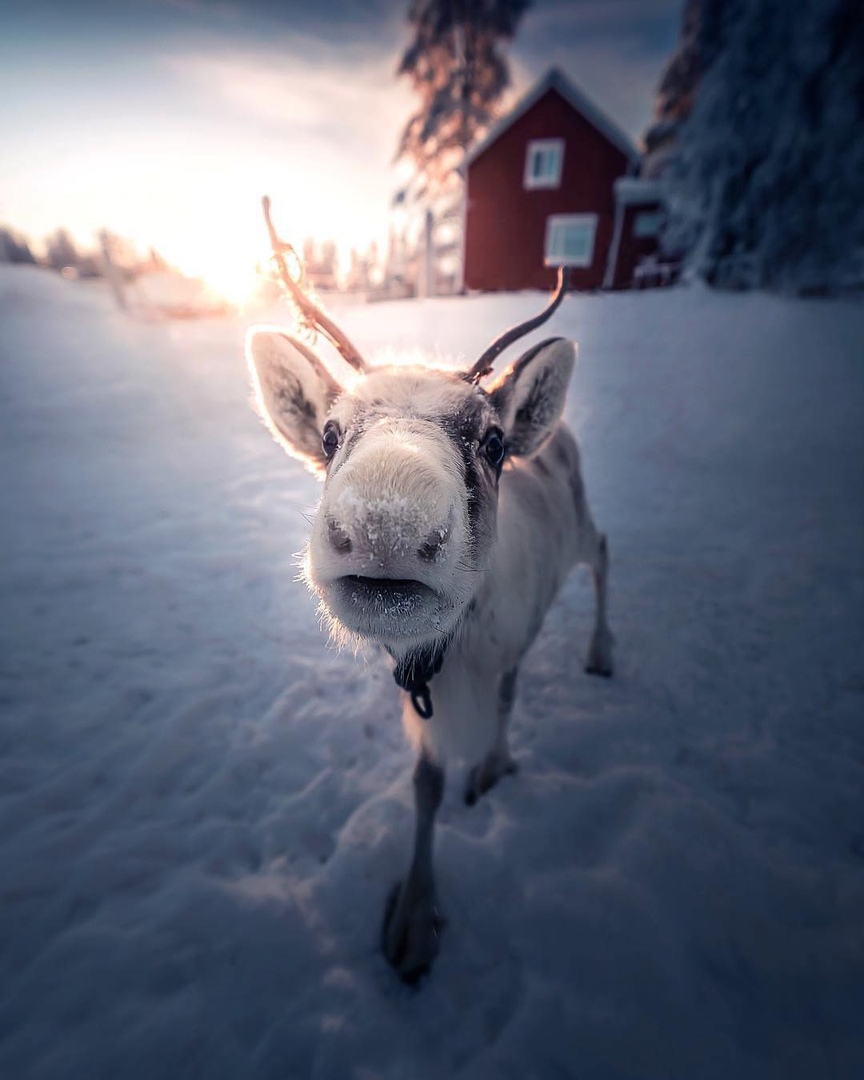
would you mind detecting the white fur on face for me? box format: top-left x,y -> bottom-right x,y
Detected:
304,367 -> 499,654
247,342 -> 579,664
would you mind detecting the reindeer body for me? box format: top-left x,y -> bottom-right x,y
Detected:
247,309 -> 613,982
401,424 -> 601,767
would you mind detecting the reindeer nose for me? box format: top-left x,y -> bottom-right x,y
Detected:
327,520 -> 353,554
323,433 -> 457,567
325,502 -> 454,566
417,524 -> 451,562
327,513 -> 452,561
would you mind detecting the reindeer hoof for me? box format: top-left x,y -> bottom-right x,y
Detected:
381,881 -> 445,984
464,754 -> 518,806
585,629 -> 614,678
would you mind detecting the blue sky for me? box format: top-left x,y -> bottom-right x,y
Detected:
0,0 -> 683,282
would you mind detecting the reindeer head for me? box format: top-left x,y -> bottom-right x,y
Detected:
247,304 -> 574,665
246,198 -> 574,664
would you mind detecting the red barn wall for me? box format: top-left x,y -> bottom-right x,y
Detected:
464,88 -> 631,292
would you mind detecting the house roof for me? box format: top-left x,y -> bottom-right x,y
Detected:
462,67 -> 641,172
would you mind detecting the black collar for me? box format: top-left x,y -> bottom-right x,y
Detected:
389,641 -> 448,719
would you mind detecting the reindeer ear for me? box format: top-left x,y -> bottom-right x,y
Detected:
246,328 -> 343,475
489,337 -> 575,457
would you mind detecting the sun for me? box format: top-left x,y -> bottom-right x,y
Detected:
128,188 -> 369,311
166,231 -> 266,308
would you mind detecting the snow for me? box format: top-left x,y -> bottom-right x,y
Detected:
1,266 -> 863,1078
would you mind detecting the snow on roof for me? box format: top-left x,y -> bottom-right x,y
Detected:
463,67 -> 641,172
614,177 -> 666,205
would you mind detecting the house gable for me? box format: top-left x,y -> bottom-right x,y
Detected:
463,71 -> 637,292
464,67 -> 639,174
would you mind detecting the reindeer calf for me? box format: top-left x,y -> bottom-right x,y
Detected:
246,284 -> 613,982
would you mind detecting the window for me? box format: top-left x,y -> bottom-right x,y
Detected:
634,210 -> 663,238
544,214 -> 598,268
524,139 -> 564,189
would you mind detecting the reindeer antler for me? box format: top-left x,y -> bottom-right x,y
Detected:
464,267 -> 570,383
261,195 -> 368,374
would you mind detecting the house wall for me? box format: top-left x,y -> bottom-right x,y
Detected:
464,88 -> 631,292
612,201 -> 664,288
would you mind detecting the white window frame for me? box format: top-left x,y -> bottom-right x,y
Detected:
544,213 -> 598,268
524,138 -> 564,190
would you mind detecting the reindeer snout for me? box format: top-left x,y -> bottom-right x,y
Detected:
417,524 -> 451,562
321,435 -> 459,573
327,520 -> 353,554
306,423 -> 473,644
308,422 -> 471,606
327,516 -> 451,562
325,502 -> 454,564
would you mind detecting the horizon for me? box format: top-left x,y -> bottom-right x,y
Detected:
0,0 -> 683,293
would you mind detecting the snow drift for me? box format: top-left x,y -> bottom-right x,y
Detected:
1,267 -> 862,1078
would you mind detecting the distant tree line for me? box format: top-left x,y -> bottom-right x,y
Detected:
0,223 -> 165,281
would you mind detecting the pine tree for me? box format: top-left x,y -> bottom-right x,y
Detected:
396,0 -> 531,192
663,0 -> 864,293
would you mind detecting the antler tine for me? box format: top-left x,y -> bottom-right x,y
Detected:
261,195 -> 368,374
464,267 -> 570,383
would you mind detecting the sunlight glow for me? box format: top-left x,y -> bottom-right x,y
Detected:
136,186 -> 375,308
161,227 -> 267,308
13,134 -> 391,310
370,345 -> 464,371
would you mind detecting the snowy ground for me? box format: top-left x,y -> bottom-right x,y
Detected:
1,266 -> 862,1079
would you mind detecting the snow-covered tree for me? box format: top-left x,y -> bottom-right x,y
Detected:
643,0 -> 710,179
663,0 -> 864,293
45,229 -> 80,272
0,226 -> 36,265
396,0 -> 531,192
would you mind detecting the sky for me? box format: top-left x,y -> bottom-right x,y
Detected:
0,0 -> 684,291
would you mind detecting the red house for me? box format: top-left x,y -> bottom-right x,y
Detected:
463,69 -> 653,292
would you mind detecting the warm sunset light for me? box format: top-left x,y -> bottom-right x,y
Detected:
165,230 -> 265,309
110,181 -> 380,307
0,0 -> 678,302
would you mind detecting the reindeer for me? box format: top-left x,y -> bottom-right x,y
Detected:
245,199 -> 614,982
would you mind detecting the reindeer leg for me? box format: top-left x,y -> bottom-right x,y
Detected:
586,531 -> 615,677
464,667 -> 520,806
382,750 -> 445,983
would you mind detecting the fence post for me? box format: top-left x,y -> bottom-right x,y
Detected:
419,209 -> 435,299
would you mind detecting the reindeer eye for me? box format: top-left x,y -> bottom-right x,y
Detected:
322,421 -> 340,458
481,429 -> 505,469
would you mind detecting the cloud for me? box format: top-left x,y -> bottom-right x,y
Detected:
522,0 -> 683,36
156,0 -> 244,16
510,43 -> 666,141
509,0 -> 682,140
169,39 -> 414,166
